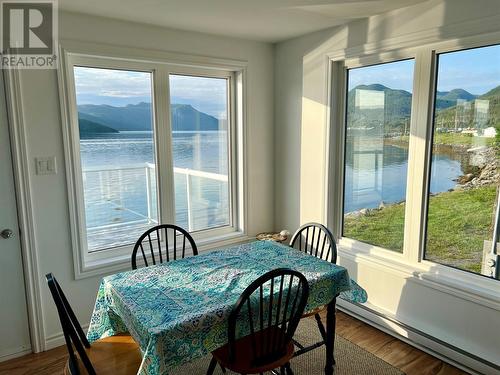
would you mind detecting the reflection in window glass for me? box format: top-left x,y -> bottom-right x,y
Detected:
73,67 -> 157,252
169,75 -> 230,232
343,59 -> 415,252
425,45 -> 500,278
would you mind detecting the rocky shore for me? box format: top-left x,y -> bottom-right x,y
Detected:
455,146 -> 499,190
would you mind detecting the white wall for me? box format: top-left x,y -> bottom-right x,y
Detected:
13,11 -> 274,349
274,0 -> 500,373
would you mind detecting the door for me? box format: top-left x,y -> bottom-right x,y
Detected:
0,72 -> 31,360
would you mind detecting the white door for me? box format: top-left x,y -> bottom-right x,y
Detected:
0,72 -> 31,360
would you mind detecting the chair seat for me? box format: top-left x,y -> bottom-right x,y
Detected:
212,327 -> 295,374
64,334 -> 141,375
301,304 -> 327,318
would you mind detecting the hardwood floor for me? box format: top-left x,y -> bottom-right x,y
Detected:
0,312 -> 468,375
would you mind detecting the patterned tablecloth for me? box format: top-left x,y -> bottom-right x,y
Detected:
87,241 -> 367,375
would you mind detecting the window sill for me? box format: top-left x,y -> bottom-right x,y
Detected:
75,230 -> 253,280
338,240 -> 500,311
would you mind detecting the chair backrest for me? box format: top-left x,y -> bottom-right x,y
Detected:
131,224 -> 198,269
289,222 -> 337,263
227,268 -> 309,367
45,273 -> 96,375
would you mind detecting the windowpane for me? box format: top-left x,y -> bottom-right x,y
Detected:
169,75 -> 230,232
74,67 -> 157,252
343,59 -> 415,252
425,45 -> 500,278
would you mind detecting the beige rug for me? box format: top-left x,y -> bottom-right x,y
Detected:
173,318 -> 404,374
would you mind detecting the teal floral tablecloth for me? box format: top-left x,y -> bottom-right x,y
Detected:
87,241 -> 367,375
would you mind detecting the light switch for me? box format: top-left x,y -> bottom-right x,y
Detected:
35,156 -> 57,175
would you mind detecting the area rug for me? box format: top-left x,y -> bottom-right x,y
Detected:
173,318 -> 404,374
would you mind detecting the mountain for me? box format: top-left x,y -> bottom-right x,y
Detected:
78,102 -> 152,131
435,89 -> 477,110
78,118 -> 119,138
170,104 -> 219,131
78,102 -> 221,132
434,85 -> 500,130
347,84 -> 412,132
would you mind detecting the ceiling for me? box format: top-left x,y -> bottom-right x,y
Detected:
59,0 -> 427,43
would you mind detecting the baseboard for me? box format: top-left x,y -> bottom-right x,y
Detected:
44,324 -> 89,351
0,347 -> 32,363
337,299 -> 499,375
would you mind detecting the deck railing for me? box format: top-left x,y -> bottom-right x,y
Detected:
82,163 -> 228,232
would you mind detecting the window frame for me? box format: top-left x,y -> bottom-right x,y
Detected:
328,36 -> 500,303
58,40 -> 248,279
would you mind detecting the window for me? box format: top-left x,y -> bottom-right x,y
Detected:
424,45 -> 500,278
74,67 -> 158,252
60,49 -> 244,273
169,75 -> 231,231
334,42 -> 500,284
343,59 -> 415,252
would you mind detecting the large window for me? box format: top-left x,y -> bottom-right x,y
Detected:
74,67 -> 158,252
337,42 -> 500,283
61,51 -> 243,272
169,75 -> 231,231
424,45 -> 500,277
343,59 -> 414,252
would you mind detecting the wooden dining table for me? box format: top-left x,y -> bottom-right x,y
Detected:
87,240 -> 367,375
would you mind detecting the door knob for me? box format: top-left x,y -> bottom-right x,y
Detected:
1,229 -> 14,239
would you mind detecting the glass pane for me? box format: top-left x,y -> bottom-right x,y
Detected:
74,66 -> 157,252
425,45 -> 500,279
169,74 -> 230,231
343,59 -> 415,252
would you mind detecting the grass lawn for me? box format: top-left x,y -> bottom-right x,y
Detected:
344,185 -> 497,272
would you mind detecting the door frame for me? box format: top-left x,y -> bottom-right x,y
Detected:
3,68 -> 45,353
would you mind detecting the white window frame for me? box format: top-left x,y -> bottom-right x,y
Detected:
328,34 -> 500,307
58,40 -> 248,279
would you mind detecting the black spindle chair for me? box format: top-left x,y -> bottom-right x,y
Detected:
45,273 -> 141,375
131,224 -> 198,269
288,223 -> 337,357
207,268 -> 309,375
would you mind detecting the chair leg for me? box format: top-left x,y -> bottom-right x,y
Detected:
285,362 -> 294,375
314,313 -> 327,342
280,366 -> 286,375
220,364 -> 227,373
207,357 -> 217,375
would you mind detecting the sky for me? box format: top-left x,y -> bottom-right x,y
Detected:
348,44 -> 499,95
74,45 -> 499,116
74,67 -> 228,119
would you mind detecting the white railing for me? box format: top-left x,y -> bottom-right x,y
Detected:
82,163 -> 228,232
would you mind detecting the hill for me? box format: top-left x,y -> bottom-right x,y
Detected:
347,84 -> 412,133
78,118 -> 119,138
78,102 -> 221,132
434,84 -> 500,131
435,89 -> 477,109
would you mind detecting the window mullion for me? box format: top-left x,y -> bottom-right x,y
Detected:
403,48 -> 436,263
328,60 -> 347,240
153,65 -> 176,225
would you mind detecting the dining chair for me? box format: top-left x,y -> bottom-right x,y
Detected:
207,268 -> 309,375
131,224 -> 198,269
288,223 -> 337,357
45,273 -> 141,375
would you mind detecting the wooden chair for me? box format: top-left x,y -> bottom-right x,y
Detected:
289,223 -> 337,357
45,273 -> 141,375
131,224 -> 198,269
207,268 -> 309,375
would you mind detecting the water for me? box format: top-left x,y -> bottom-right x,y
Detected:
344,142 -> 462,213
80,132 -> 464,235
80,131 -> 229,237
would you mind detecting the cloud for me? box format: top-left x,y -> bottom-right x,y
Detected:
74,67 -> 152,98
